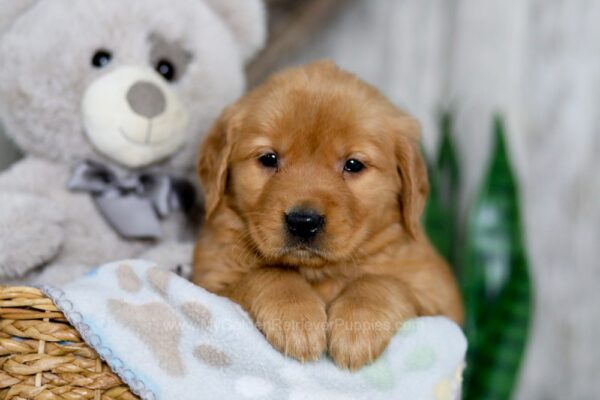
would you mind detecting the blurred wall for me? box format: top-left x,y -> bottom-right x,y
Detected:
269,0 -> 600,399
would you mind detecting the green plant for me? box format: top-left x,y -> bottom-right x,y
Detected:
424,114 -> 533,400
424,113 -> 461,273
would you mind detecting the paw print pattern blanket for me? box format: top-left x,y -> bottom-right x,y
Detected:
42,260 -> 466,400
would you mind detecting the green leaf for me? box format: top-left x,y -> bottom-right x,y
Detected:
462,116 -> 533,400
423,112 -> 461,271
423,154 -> 448,255
436,113 -> 461,268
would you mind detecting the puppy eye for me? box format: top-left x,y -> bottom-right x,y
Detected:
258,152 -> 278,169
91,49 -> 112,68
156,58 -> 176,82
343,158 -> 365,173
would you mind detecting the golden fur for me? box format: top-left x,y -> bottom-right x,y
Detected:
193,61 -> 463,370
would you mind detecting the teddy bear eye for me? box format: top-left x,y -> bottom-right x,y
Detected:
155,58 -> 176,82
91,50 -> 112,68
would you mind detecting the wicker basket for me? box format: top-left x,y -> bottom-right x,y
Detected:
0,286 -> 138,400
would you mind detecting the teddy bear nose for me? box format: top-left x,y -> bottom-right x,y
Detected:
126,81 -> 166,119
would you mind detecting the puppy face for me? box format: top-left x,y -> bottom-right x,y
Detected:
199,61 -> 428,268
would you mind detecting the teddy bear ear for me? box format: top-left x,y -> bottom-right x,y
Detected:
0,0 -> 38,34
202,0 -> 267,62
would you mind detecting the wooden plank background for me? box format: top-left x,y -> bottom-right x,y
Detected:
260,1 -> 599,398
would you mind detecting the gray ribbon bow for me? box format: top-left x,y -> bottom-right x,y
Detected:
68,160 -> 196,240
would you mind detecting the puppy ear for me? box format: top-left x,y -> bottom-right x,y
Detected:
197,105 -> 239,219
395,117 -> 429,239
202,0 -> 267,62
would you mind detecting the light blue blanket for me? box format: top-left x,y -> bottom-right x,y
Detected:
42,260 -> 466,400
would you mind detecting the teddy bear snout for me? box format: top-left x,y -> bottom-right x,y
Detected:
126,81 -> 166,119
81,66 -> 190,168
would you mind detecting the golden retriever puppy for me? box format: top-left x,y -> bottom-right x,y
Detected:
193,60 -> 463,370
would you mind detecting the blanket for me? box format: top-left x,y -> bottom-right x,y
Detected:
41,260 -> 466,400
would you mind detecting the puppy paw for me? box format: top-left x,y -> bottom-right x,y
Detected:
257,298 -> 327,362
327,300 -> 396,370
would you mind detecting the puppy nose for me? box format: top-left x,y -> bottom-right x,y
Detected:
126,81 -> 166,118
285,210 -> 325,239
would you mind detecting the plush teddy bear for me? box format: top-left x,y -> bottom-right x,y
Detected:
0,0 -> 266,285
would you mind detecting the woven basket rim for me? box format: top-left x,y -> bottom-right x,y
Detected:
0,285 -> 138,400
